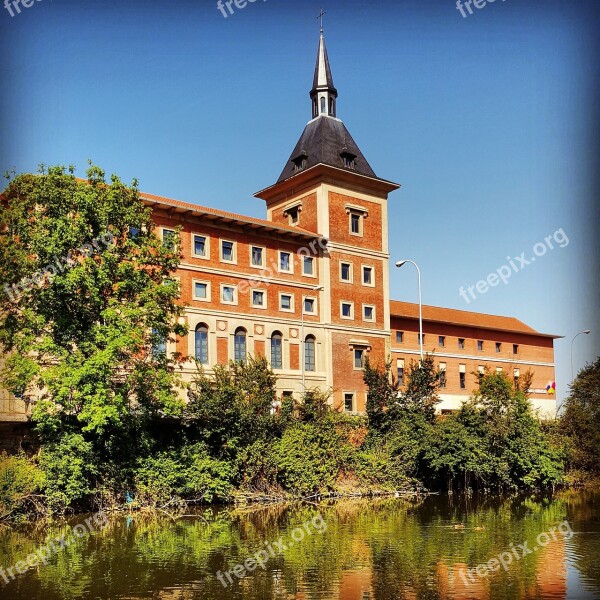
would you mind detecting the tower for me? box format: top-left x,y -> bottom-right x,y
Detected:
255,29 -> 400,411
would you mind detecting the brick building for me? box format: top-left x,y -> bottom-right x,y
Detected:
0,32 -> 559,422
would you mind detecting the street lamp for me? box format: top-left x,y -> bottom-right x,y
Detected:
301,284 -> 324,391
396,260 -> 423,361
570,329 -> 591,380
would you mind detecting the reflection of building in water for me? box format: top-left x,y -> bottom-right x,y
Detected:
524,537 -> 567,599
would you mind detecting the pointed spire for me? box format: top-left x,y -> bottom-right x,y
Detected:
310,29 -> 338,119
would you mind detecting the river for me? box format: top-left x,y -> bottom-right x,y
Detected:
0,490 -> 599,599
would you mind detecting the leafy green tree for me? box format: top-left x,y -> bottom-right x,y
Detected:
0,165 -> 186,510
561,357 -> 600,479
363,357 -> 399,433
400,354 -> 442,421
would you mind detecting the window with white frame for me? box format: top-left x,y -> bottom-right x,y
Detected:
362,265 -> 374,286
193,280 -> 210,302
340,261 -> 353,283
271,332 -> 283,369
397,359 -> 405,386
349,212 -> 363,236
363,305 -> 375,322
279,293 -> 294,312
250,246 -> 265,268
251,289 -> 266,309
279,251 -> 293,273
162,228 -> 177,250
344,393 -> 354,413
459,364 -> 466,389
354,348 -> 365,369
303,297 -> 316,314
192,234 -> 209,258
220,240 -> 236,263
302,256 -> 315,276
221,284 -> 237,305
341,301 -> 354,319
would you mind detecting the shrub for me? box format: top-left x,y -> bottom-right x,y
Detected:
0,453 -> 45,520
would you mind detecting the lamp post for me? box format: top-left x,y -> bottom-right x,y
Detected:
395,260 -> 423,362
570,329 -> 591,380
301,284 -> 324,391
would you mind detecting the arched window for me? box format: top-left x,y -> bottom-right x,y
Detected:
320,97 -> 326,114
234,328 -> 247,363
329,97 -> 334,115
195,324 -> 209,365
271,332 -> 283,370
304,335 -> 316,372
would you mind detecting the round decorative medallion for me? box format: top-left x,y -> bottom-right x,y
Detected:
217,321 -> 227,331
290,329 -> 298,339
255,325 -> 264,335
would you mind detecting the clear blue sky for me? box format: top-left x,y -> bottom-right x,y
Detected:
1,0 -> 598,404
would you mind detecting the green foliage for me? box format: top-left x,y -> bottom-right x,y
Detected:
134,442 -> 235,505
561,357 -> 600,481
400,354 -> 442,421
0,453 -> 45,520
421,370 -> 564,492
0,165 -> 187,445
271,422 -> 352,495
39,433 -> 98,513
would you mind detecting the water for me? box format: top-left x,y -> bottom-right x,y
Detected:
0,491 -> 599,599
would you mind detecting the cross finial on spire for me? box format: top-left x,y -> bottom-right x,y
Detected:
318,8 -> 326,35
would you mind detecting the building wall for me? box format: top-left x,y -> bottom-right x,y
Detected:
391,316 -> 557,417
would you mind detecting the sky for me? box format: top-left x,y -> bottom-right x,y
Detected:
1,0 -> 598,404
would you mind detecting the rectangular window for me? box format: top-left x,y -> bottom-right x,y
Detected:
152,328 -> 167,359
459,364 -> 466,389
363,305 -> 375,322
513,344 -> 519,354
279,251 -> 292,273
354,349 -> 365,369
193,234 -> 208,258
514,368 -> 520,385
162,228 -> 176,249
438,336 -> 445,348
251,290 -> 266,308
280,293 -> 293,312
350,213 -> 362,236
496,342 -> 502,353
250,246 -> 265,268
304,337 -> 316,372
418,333 -> 425,345
221,240 -> 235,263
478,365 -> 485,380
362,266 -> 374,286
287,206 -> 300,225
496,367 -> 503,373
304,297 -> 316,314
303,256 -> 314,276
221,285 -> 237,304
341,302 -> 353,319
396,331 -> 404,344
193,281 -> 209,301
458,338 -> 465,349
344,393 -> 354,413
478,340 -> 484,351
440,362 -> 447,388
397,359 -> 405,386
340,262 -> 352,282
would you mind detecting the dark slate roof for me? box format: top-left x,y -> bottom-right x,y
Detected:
277,116 -> 378,183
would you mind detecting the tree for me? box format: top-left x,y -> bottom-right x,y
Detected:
0,165 -> 187,446
561,357 -> 600,478
400,354 -> 442,422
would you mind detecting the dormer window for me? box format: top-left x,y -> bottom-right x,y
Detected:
341,150 -> 357,170
283,202 -> 302,226
292,151 -> 307,172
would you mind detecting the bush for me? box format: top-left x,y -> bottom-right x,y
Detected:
0,453 -> 45,520
39,433 -> 98,513
134,443 -> 235,506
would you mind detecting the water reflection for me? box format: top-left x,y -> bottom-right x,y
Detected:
0,492 -> 599,599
